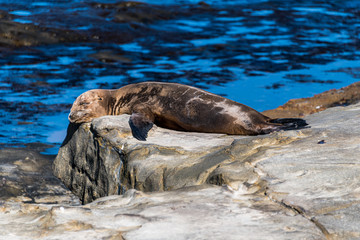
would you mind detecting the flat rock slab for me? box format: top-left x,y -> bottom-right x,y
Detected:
49,102 -> 360,239
0,144 -> 79,205
257,103 -> 360,239
0,185 -> 323,240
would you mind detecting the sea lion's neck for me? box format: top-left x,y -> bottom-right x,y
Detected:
105,89 -> 119,115
109,87 -> 136,115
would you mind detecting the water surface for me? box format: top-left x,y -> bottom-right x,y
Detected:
0,0 -> 359,153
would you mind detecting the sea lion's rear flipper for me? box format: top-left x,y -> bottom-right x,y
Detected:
129,112 -> 154,141
270,118 -> 309,130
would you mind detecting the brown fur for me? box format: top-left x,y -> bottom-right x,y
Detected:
69,82 -> 293,137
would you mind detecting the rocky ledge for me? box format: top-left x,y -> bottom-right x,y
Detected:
1,102 -> 359,239
51,102 -> 360,238
263,81 -> 360,118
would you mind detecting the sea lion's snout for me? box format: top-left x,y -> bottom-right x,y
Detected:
68,110 -> 87,123
68,111 -> 77,122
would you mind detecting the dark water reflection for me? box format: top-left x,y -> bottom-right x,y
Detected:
0,0 -> 359,153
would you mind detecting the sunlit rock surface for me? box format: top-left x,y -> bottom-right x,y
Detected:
49,103 -> 360,239
0,186 -> 323,240
1,103 -> 359,239
259,103 -> 360,239
53,114 -> 300,204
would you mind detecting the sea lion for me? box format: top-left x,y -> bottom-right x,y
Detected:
68,82 -> 308,140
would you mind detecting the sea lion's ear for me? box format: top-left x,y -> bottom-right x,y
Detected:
129,113 -> 154,141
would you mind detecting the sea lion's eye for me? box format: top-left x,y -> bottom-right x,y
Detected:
98,97 -> 103,101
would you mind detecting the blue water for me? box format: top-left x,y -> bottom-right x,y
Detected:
0,0 -> 359,154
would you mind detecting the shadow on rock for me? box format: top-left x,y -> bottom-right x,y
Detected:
61,122 -> 81,147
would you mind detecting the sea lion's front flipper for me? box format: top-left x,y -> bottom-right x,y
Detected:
129,112 -> 154,141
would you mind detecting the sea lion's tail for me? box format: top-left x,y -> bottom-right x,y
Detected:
270,118 -> 309,130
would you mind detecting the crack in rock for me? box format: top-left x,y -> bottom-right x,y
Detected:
265,188 -> 333,240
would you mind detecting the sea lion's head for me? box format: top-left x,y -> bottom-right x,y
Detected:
68,89 -> 110,123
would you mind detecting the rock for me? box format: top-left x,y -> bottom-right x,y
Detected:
90,1 -> 186,24
0,20 -> 87,47
0,185 -> 323,239
258,103 -> 360,239
0,143 -> 79,205
263,81 -> 360,118
53,114 -> 302,204
50,102 -> 360,239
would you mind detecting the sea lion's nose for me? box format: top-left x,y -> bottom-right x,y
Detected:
68,112 -> 75,122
